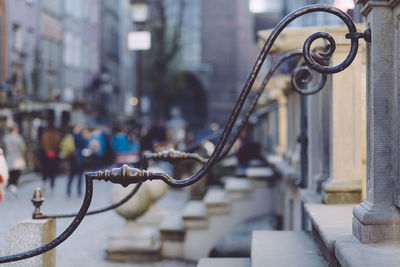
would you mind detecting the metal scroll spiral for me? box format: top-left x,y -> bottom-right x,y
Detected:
291,64 -> 328,95
0,4 -> 367,263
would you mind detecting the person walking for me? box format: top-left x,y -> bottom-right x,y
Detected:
88,127 -> 105,170
63,124 -> 87,197
40,123 -> 61,194
3,124 -> 26,196
0,148 -> 9,201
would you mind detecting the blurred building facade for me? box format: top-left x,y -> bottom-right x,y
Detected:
0,0 -> 137,131
7,0 -> 40,101
201,0 -> 258,126
157,0 -> 258,129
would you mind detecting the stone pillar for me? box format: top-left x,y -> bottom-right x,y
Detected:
292,92 -> 301,170
307,72 -> 330,193
284,91 -> 295,162
353,0 -> 400,243
0,219 -> 56,267
322,26 -> 366,204
268,107 -> 278,153
275,93 -> 288,157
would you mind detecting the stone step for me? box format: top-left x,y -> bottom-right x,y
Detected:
246,166 -> 274,181
182,200 -> 208,229
220,156 -> 238,167
224,177 -> 253,200
267,155 -> 300,181
224,176 -> 276,224
106,222 -> 161,262
159,216 -> 185,259
197,258 -> 251,267
203,187 -> 231,215
248,159 -> 265,167
251,231 -> 327,267
160,215 -> 185,241
182,196 -> 234,260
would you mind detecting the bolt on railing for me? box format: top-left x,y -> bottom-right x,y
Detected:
0,4 -> 371,264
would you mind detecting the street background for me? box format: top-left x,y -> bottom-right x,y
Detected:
0,173 -> 195,267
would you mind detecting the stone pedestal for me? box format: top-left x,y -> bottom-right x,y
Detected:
107,182 -> 161,261
203,188 -> 231,214
106,221 -> 161,262
137,178 -> 168,228
224,177 -> 252,200
352,0 -> 400,243
321,26 -> 365,204
0,219 -> 56,267
160,216 -> 185,258
137,204 -> 167,228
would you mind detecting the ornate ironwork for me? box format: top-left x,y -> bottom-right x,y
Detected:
0,175 -> 94,263
0,4 -> 371,263
31,188 -> 45,219
31,149 -> 204,220
32,183 -> 143,219
143,149 -> 206,169
31,52 -> 323,220
219,50 -> 303,160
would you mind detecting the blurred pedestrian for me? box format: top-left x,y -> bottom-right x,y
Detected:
81,127 -> 92,170
236,130 -> 252,170
40,123 -> 61,193
101,125 -> 115,167
3,124 -> 26,196
140,126 -> 152,153
88,128 -> 105,170
127,131 -> 140,153
111,128 -> 141,165
111,128 -> 129,154
235,129 -> 262,173
62,125 -> 87,197
0,148 -> 9,201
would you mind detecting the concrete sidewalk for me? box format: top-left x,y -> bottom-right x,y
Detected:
0,172 -> 195,267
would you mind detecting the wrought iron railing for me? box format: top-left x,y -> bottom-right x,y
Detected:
0,4 -> 371,263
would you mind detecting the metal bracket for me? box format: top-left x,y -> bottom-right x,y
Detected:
346,27 -> 371,43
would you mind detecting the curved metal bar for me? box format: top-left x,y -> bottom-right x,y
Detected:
144,51 -> 326,166
218,50 -> 303,161
291,65 -> 327,95
142,149 -> 206,170
33,183 -> 142,219
147,51 -> 325,163
0,175 -> 93,264
86,4 -> 364,188
39,50 -> 326,221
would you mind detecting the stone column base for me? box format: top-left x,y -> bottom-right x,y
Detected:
352,216 -> 400,243
107,246 -> 161,262
323,190 -> 361,204
322,178 -> 362,204
353,202 -> 400,243
106,222 -> 161,262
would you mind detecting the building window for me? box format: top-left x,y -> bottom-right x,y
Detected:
44,0 -> 62,16
63,31 -> 81,68
107,29 -> 119,58
63,32 -> 73,66
65,0 -> 81,18
12,24 -> 24,52
73,37 -> 81,67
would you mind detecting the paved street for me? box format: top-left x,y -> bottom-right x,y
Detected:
0,172 -> 195,267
